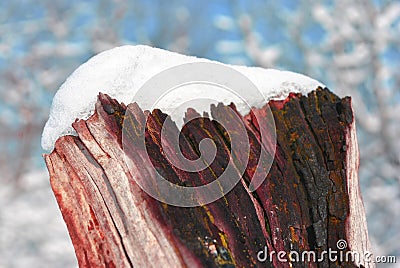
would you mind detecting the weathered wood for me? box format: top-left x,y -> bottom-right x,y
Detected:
44,87 -> 373,267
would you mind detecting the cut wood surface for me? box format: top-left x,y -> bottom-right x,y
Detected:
44,87 -> 373,267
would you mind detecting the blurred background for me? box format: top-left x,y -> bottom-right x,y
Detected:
0,0 -> 399,267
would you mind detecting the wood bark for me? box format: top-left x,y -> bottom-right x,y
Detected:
44,87 -> 373,267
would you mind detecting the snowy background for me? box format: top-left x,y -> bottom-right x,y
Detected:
0,0 -> 399,267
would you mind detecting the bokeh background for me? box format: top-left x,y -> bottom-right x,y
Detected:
0,0 -> 399,267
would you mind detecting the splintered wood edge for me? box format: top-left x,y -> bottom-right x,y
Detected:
345,117 -> 373,267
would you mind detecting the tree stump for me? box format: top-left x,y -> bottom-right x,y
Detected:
44,87 -> 373,267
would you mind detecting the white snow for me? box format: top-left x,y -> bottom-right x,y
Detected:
41,45 -> 323,152
0,170 -> 77,267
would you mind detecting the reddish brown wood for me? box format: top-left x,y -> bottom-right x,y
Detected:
44,88 -> 373,267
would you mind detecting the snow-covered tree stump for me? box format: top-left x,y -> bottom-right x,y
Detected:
44,87 -> 373,267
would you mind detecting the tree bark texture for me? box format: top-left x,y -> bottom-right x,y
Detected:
44,87 -> 373,267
